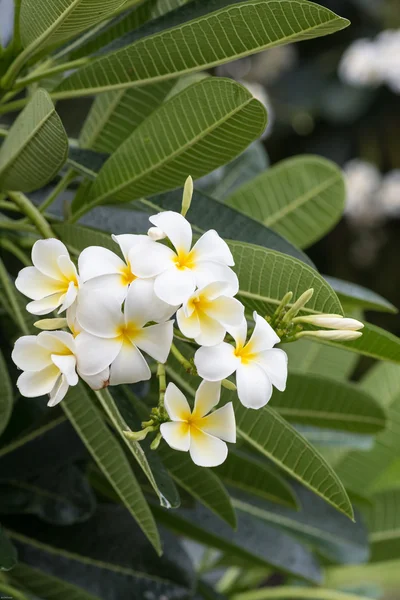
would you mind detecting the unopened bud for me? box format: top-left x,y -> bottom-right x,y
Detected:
148,226 -> 166,241
34,318 -> 68,330
222,379 -> 237,392
282,288 -> 314,322
296,330 -> 363,341
181,175 -> 193,217
150,432 -> 162,450
294,314 -> 364,331
123,426 -> 155,442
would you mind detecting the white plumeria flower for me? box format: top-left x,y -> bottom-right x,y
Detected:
195,312 -> 288,409
160,381 -> 236,467
78,234 -> 175,321
128,211 -> 238,306
15,239 -> 79,315
177,281 -> 244,346
12,331 -> 79,406
75,281 -> 174,385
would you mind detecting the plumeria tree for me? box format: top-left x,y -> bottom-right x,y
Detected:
0,1 -> 400,599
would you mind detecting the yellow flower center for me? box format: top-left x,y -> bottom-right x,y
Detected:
234,342 -> 256,364
188,293 -> 210,314
119,262 -> 137,286
116,322 -> 140,344
173,249 -> 196,271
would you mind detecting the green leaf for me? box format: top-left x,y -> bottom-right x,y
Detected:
75,78 -> 267,213
364,489 -> 400,563
160,446 -> 237,528
20,0 -> 128,52
270,372 -> 387,434
214,450 -> 299,509
62,384 -> 161,554
54,0 -> 350,98
325,276 -> 397,314
0,526 -> 17,571
284,339 -> 358,381
226,155 -> 345,249
0,349 -> 13,438
0,89 -> 68,193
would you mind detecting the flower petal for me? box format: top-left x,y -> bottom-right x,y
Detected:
150,211 -> 192,254
51,354 -> 78,386
112,233 -> 150,263
154,268 -> 196,305
81,274 -> 127,304
255,348 -> 288,392
109,343 -> 150,385
128,240 -> 175,278
192,380 -> 221,419
195,312 -> 226,347
77,291 -> 123,338
192,230 -> 234,266
12,336 -> 51,371
15,267 -> 63,300
75,332 -> 122,376
79,367 -> 110,390
160,421 -> 190,452
26,293 -> 65,315
247,312 -> 280,353
17,364 -> 60,398
203,296 -> 244,328
48,375 -> 69,407
124,278 -> 155,327
199,402 -> 236,443
78,246 -> 125,282
164,382 -> 191,421
189,428 -> 228,467
193,262 -> 238,295
195,342 -> 240,382
227,318 -> 248,348
37,330 -> 76,354
133,321 -> 173,363
177,307 -> 200,340
58,281 -> 78,313
58,255 -> 78,283
32,239 -> 70,279
236,362 -> 273,409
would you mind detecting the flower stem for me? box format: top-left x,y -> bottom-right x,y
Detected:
0,200 -> 20,212
0,97 -> 28,115
157,363 -> 167,406
0,218 -> 36,232
38,169 -> 76,213
231,587 -> 372,600
8,191 -> 54,238
13,57 -> 90,90
0,238 -> 30,266
170,343 -> 194,373
0,256 -> 29,334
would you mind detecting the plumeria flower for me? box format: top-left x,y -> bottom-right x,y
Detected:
78,235 -> 175,321
177,281 -> 245,346
128,211 -> 238,305
195,312 -> 288,409
75,281 -> 173,385
16,239 -> 79,315
160,381 -> 236,467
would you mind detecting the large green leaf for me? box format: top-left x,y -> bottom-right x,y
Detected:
364,489 -> 400,563
214,450 -> 298,509
54,0 -> 349,98
270,372 -> 387,434
325,276 -> 397,314
73,78 -> 267,215
226,156 -> 346,249
0,526 -> 17,571
160,446 -> 236,528
0,89 -> 68,193
62,384 -> 161,554
284,339 -> 358,381
0,349 -> 13,438
20,0 -> 128,51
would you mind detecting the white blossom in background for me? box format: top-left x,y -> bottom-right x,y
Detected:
195,312 -> 288,409
375,30 -> 400,93
16,239 -> 80,315
160,381 -> 236,467
343,159 -> 382,224
380,170 -> 400,217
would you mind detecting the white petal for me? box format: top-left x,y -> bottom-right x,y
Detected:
177,307 -> 200,340
236,363 -> 273,409
227,318 -> 248,348
37,330 -> 76,354
133,321 -> 173,363
79,367 -> 110,390
160,421 -> 190,452
164,382 -> 191,421
195,312 -> 226,347
256,349 -> 288,392
192,380 -> 221,419
26,293 -> 65,315
112,234 -> 150,262
109,343 -> 150,385
193,262 -> 238,295
32,239 -> 70,279
150,211 -> 192,254
12,336 -> 51,371
197,281 -> 231,301
195,342 -> 240,382
203,296 -> 244,328
17,364 -> 60,398
78,246 -> 125,282
124,278 -> 156,327
128,240 -> 175,278
77,291 -> 123,338
192,230 -> 234,266
58,255 -> 78,283
75,332 -> 122,376
189,428 -> 228,467
58,281 -> 78,313
51,354 -> 78,386
199,402 -> 236,443
15,267 -> 63,300
247,312 -> 280,352
67,304 -> 81,336
81,274 -> 127,304
48,375 -> 69,407
154,268 -> 196,305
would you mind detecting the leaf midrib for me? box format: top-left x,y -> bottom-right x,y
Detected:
276,407 -> 385,426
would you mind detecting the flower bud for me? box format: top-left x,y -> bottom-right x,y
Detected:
181,175 -> 193,217
294,314 -> 364,331
147,226 -> 166,241
34,318 -> 68,330
297,330 -> 363,341
282,288 -> 314,322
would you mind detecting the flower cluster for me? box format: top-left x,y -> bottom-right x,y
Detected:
11,179 -> 363,467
